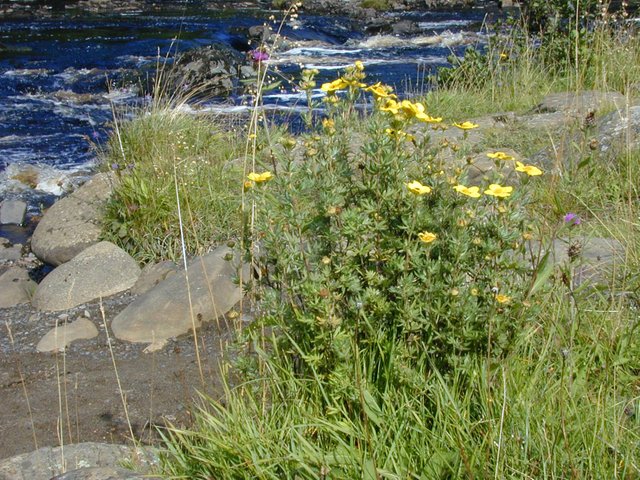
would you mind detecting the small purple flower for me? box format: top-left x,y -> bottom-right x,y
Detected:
111,163 -> 120,170
563,213 -> 581,225
251,49 -> 270,62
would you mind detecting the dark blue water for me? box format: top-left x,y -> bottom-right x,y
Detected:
0,3 -> 487,203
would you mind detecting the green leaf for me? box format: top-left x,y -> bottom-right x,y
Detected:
363,458 -> 377,480
529,250 -> 554,296
362,388 -> 383,427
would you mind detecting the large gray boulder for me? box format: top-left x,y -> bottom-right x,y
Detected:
0,267 -> 36,308
31,173 -> 114,266
111,246 -> 247,344
0,443 -> 157,480
32,241 -> 140,312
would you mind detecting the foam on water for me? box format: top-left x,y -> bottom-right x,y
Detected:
418,19 -> 474,30
282,46 -> 364,56
3,69 -> 52,77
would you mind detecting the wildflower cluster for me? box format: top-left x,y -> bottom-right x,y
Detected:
247,62 -> 541,394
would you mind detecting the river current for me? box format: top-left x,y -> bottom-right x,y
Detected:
0,2 -> 489,213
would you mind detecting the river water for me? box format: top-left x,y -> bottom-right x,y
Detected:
0,2 -> 489,214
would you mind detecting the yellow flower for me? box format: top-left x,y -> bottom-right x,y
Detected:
243,180 -> 254,189
321,78 -> 349,93
487,151 -> 514,161
453,121 -> 479,130
495,294 -> 511,304
346,80 -> 367,89
247,171 -> 273,183
396,101 -> 442,123
453,184 -> 481,198
484,183 -> 513,198
365,82 -> 395,99
354,60 -> 365,71
322,118 -> 336,135
515,161 -> 543,176
499,52 -> 509,60
470,288 -> 479,296
386,129 -> 414,142
379,98 -> 400,114
417,113 -> 443,123
406,180 -> 432,195
400,100 -> 424,116
418,231 -> 437,243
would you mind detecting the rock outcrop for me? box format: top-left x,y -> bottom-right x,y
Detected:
0,443 -> 157,480
597,105 -> 640,153
171,44 -> 252,98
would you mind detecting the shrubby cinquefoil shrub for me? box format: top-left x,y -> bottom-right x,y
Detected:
245,63 -> 543,397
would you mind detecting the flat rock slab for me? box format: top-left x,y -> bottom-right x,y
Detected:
51,466 -> 155,479
111,246 -> 247,344
0,200 -> 27,225
32,241 -> 140,312
535,236 -> 625,287
597,105 -> 640,153
0,443 -> 157,480
534,91 -> 627,115
31,173 -> 114,266
0,267 -> 36,308
36,318 -> 99,352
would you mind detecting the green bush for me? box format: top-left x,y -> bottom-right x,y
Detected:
244,65 -> 540,396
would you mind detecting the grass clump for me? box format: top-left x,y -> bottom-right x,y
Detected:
101,109 -> 242,264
